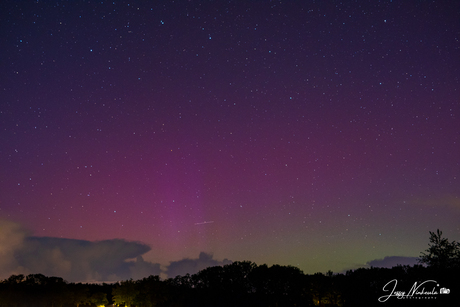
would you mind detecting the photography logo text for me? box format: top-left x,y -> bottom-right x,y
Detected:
378,279 -> 450,302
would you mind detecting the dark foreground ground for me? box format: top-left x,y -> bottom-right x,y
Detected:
0,263 -> 458,307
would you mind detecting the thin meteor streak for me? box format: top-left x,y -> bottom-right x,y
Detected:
194,221 -> 215,225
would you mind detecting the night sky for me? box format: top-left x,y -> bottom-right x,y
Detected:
1,0 -> 459,282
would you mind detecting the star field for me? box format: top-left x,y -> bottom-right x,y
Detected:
1,0 -> 459,278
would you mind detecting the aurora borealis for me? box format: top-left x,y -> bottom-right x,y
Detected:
1,0 -> 459,282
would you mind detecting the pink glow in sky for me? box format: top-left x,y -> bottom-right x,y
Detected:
1,0 -> 459,281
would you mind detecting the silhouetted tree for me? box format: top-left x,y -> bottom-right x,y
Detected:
165,273 -> 196,306
135,275 -> 170,307
0,275 -> 26,307
112,279 -> 139,307
310,271 -> 344,307
249,264 -> 311,307
67,284 -> 91,307
88,291 -> 109,306
418,229 -> 460,269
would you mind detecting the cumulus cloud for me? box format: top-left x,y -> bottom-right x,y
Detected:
366,256 -> 419,268
0,219 -> 161,282
167,252 -> 232,278
0,219 -> 30,276
130,255 -> 162,280
0,219 -> 229,282
15,236 -> 156,282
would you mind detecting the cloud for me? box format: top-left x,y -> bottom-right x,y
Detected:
129,255 -> 162,280
0,219 -> 30,276
366,256 -> 419,268
0,219 -> 161,282
166,252 -> 232,278
0,219 -> 230,282
15,236 -> 156,282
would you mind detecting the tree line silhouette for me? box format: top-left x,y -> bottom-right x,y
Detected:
0,230 -> 458,307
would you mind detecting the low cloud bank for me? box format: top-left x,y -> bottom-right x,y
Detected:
0,219 -> 229,282
16,236 -> 158,282
167,252 -> 232,278
366,256 -> 419,268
